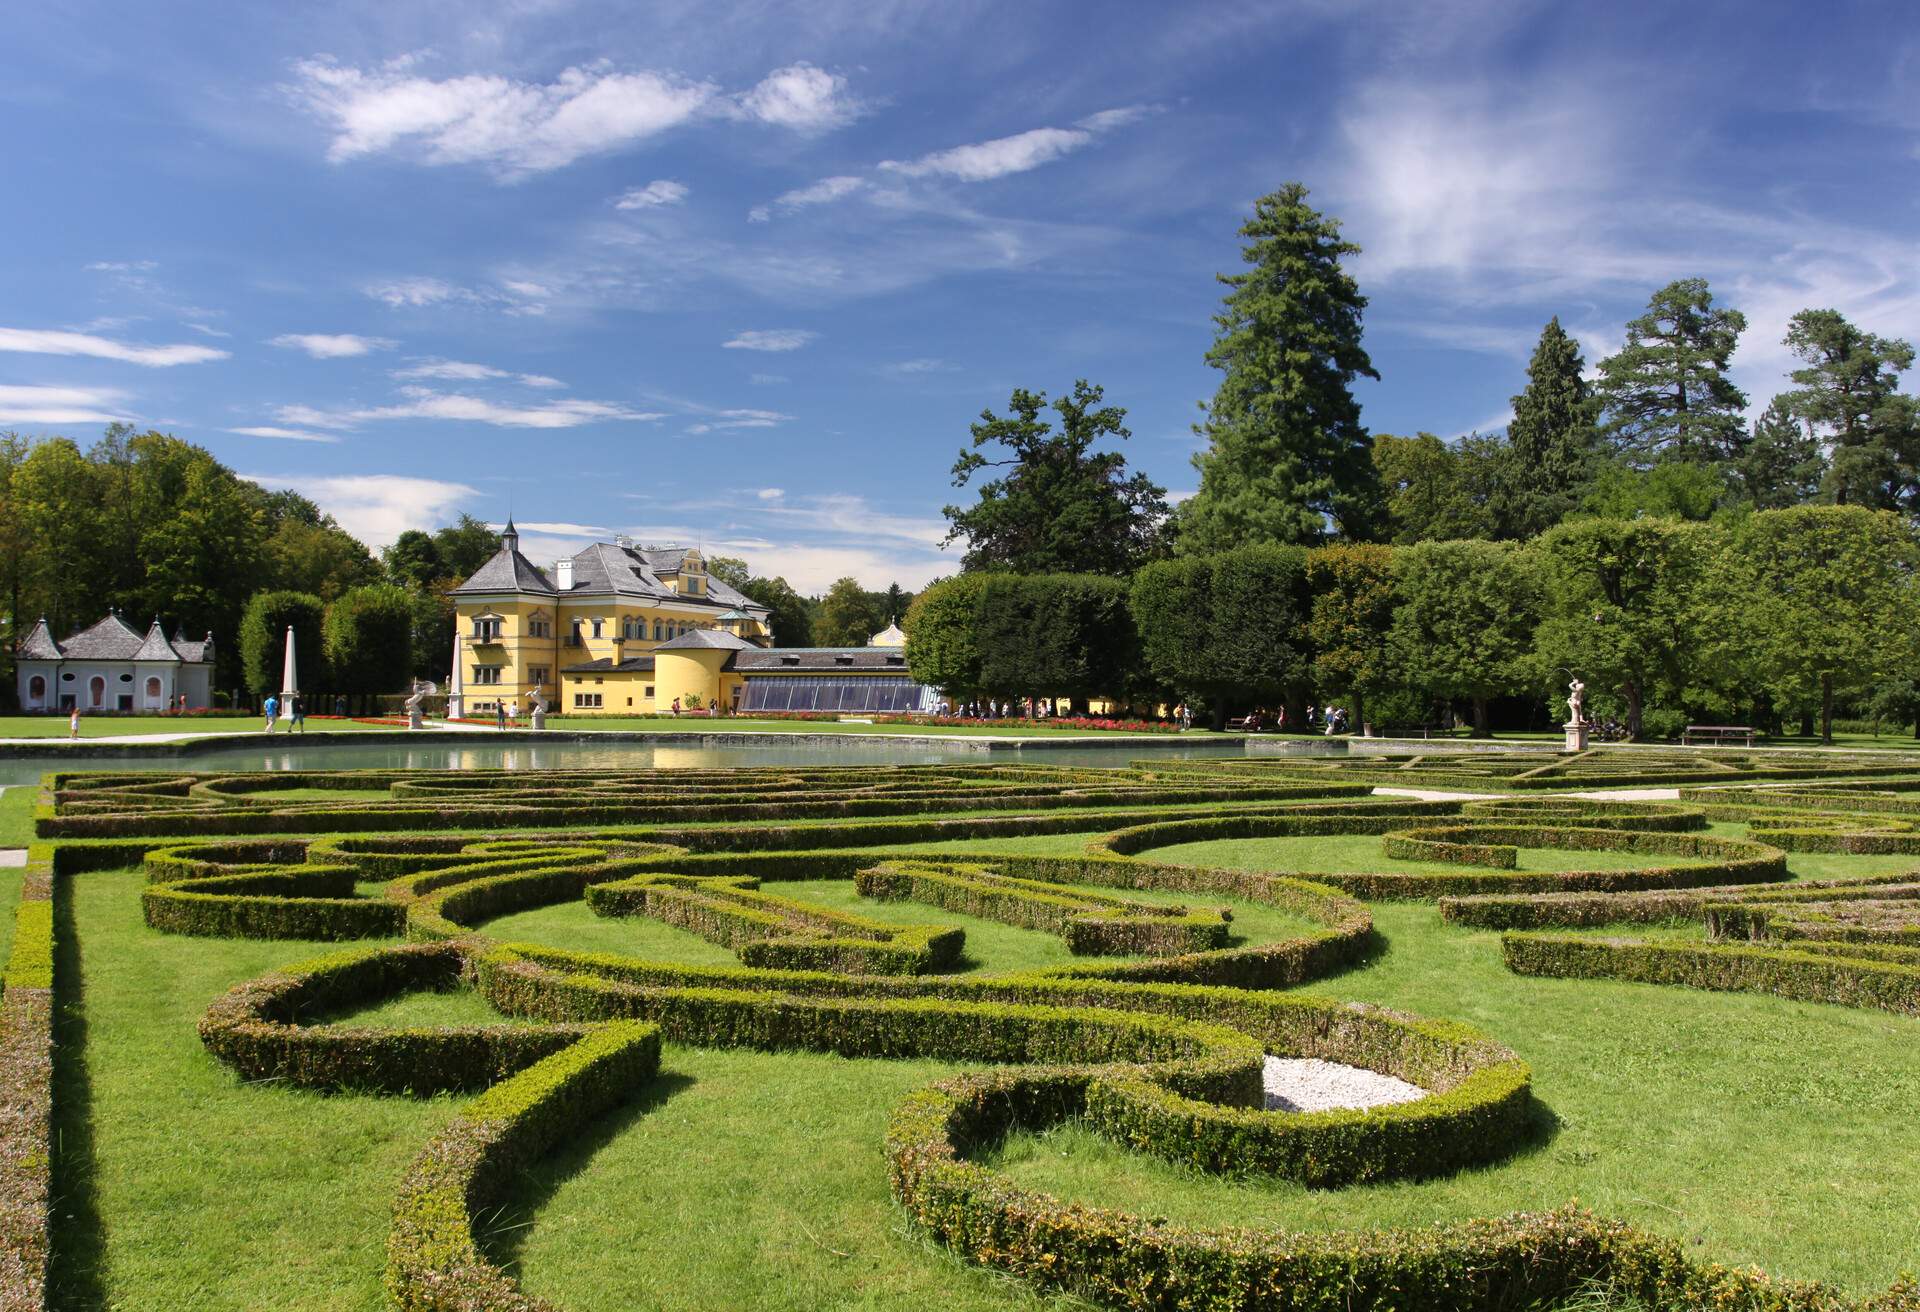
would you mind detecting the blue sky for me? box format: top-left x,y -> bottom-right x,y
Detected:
1,1 -> 1915,591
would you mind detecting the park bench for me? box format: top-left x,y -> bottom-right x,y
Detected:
1682,724 -> 1757,747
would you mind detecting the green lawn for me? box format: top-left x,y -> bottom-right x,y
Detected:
988,896 -> 1920,1294
44,823 -> 1920,1308
1145,831 -> 1720,876
0,781 -> 39,848
0,716 -> 393,739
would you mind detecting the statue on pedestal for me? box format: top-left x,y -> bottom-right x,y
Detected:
404,679 -> 436,731
528,686 -> 548,731
1565,677 -> 1586,727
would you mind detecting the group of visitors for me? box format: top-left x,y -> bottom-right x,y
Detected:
261,694 -> 306,733
935,698 -> 1066,719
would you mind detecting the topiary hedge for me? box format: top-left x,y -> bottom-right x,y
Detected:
1501,932 -> 1920,1016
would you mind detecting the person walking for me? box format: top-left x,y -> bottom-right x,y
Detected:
290,695 -> 305,734
68,705 -> 80,740
495,702 -> 507,731
671,697 -> 681,717
263,693 -> 278,733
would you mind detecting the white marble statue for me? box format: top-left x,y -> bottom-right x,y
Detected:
405,679 -> 437,730
1566,677 -> 1585,726
528,686 -> 549,731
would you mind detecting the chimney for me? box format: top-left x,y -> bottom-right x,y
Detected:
555,558 -> 574,591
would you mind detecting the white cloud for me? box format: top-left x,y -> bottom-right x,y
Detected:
392,358 -> 566,388
0,326 -> 228,367
1075,104 -> 1158,132
734,63 -> 862,131
722,329 -> 816,352
684,408 -> 792,434
364,276 -> 465,308
185,322 -> 232,338
749,373 -> 789,386
84,259 -> 157,272
288,56 -> 715,177
884,357 -> 957,375
756,487 -> 784,500
0,384 -> 129,425
754,174 -> 867,221
226,426 -> 341,444
614,179 -> 689,209
515,520 -> 607,535
276,387 -> 663,430
242,472 -> 476,549
880,126 -> 1091,182
270,332 -> 394,359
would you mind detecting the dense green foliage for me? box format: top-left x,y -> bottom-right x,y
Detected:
1130,545 -> 1312,725
943,380 -> 1168,575
236,590 -> 326,698
1180,182 -> 1384,550
1504,318 -> 1602,537
1595,278 -> 1750,465
321,583 -> 416,697
1389,540 -> 1540,735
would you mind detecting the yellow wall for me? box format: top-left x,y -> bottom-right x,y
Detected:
457,592 -> 767,714
652,649 -> 728,711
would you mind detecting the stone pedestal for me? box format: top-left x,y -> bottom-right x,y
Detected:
531,707 -> 546,731
1564,721 -> 1588,752
408,708 -> 424,731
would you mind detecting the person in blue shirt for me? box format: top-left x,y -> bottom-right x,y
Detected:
263,694 -> 279,733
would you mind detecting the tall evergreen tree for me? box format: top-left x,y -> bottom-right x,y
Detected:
1504,318 -> 1601,537
1178,182 -> 1383,551
1779,309 -> 1920,512
1595,278 -> 1748,466
1735,397 -> 1826,510
943,380 -> 1169,576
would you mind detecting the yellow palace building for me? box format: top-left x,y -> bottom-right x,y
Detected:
449,523 -> 935,717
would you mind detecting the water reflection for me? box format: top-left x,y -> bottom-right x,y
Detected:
0,735 -> 1246,785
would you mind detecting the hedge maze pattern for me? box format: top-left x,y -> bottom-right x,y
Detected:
6,755 -> 1920,1311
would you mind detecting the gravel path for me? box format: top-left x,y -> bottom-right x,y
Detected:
1263,1056 -> 1427,1113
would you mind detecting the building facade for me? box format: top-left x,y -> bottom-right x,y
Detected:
449,525 -> 936,716
14,612 -> 214,712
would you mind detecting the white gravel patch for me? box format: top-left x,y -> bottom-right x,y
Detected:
1263,1056 -> 1427,1113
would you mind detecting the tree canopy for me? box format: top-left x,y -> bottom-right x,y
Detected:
1595,278 -> 1749,466
1780,309 -> 1919,512
1178,182 -> 1383,550
943,380 -> 1169,576
1504,318 -> 1601,538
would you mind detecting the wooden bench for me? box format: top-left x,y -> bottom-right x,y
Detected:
1682,724 -> 1757,747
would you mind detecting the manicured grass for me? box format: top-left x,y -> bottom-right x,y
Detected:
502,1045 -> 1087,1312
44,810 -> 1920,1308
0,715 -> 392,739
53,868 -> 458,1310
989,895 -> 1920,1294
487,873 -> 1321,977
0,780 -> 39,847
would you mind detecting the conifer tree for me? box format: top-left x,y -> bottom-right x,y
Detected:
1178,182 -> 1383,551
1779,309 -> 1920,512
1504,318 -> 1600,537
1735,397 -> 1826,510
1595,278 -> 1748,466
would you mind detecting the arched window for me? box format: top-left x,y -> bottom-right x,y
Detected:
88,675 -> 106,707
27,675 -> 45,705
145,676 -> 163,700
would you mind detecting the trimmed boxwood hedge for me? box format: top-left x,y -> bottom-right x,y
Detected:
197,942 -> 591,1094
588,871 -> 966,974
885,1071 -> 1920,1312
386,1019 -> 663,1311
856,860 -> 1229,957
1502,932 -> 1920,1016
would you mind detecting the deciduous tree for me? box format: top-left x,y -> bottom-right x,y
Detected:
943,380 -> 1168,575
1390,540 -> 1540,735
323,583 -> 416,697
1131,545 -> 1312,727
239,591 -> 325,697
905,575 -> 987,701
1305,543 -> 1397,733
813,577 -> 881,647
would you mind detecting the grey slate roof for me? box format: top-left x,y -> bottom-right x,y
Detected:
732,647 -> 912,673
16,613 -> 211,663
655,629 -> 757,653
16,618 -> 61,660
133,619 -> 182,661
451,535 -> 764,618
451,542 -> 557,596
560,655 -> 658,674
56,612 -> 147,660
